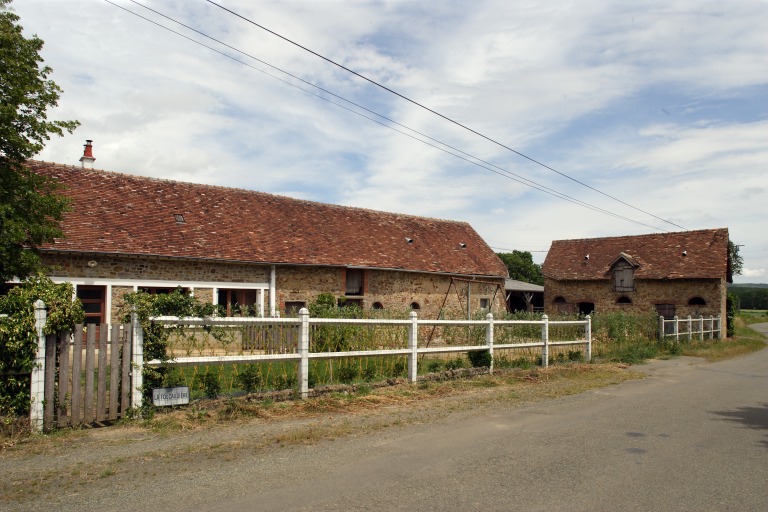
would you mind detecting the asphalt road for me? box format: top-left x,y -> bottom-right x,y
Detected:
202,336 -> 768,512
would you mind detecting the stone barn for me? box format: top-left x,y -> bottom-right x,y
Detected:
20,149 -> 508,322
541,229 -> 730,321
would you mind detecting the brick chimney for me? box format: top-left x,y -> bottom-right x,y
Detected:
79,139 -> 95,169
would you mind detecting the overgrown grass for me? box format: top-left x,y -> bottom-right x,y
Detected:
114,362 -> 644,435
739,310 -> 768,325
680,316 -> 766,361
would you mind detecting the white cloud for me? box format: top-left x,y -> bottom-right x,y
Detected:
12,0 -> 768,280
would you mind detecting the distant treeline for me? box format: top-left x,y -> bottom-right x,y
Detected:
729,286 -> 768,310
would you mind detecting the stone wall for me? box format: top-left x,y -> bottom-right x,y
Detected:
544,277 -> 726,320
276,266 -> 505,318
43,253 -> 270,283
42,253 -> 506,321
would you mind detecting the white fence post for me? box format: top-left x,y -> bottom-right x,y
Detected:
541,314 -> 549,368
687,315 -> 692,342
486,312 -> 494,375
699,316 -> 704,341
658,315 -> 664,342
673,315 -> 679,342
717,315 -> 722,339
407,311 -> 418,383
29,300 -> 47,432
131,310 -> 144,411
298,308 -> 309,399
585,315 -> 592,362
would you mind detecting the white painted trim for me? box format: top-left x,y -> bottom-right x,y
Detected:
269,265 -> 276,317
48,276 -> 269,290
106,284 -> 113,324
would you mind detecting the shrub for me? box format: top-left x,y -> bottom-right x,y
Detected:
337,362 -> 359,384
468,349 -> 492,368
361,364 -> 377,381
236,365 -> 263,394
445,357 -> 467,370
118,288 -> 218,402
427,359 -> 443,373
0,274 -> 84,416
201,370 -> 221,399
726,292 -> 737,337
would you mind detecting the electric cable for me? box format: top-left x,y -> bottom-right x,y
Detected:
106,0 -> 677,232
204,0 -> 687,231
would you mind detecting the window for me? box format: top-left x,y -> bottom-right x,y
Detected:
372,302 -> 384,310
217,289 -> 258,316
655,304 -> 676,319
410,302 -> 421,310
553,296 -> 566,303
656,303 -> 676,334
578,302 -> 595,315
688,297 -> 706,306
617,296 -> 632,305
345,269 -> 364,296
613,260 -> 635,292
77,285 -> 106,325
479,298 -> 491,310
284,301 -> 306,316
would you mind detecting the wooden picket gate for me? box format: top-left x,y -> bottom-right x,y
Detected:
43,323 -> 133,429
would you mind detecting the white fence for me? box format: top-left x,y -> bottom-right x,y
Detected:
137,310 -> 591,406
658,315 -> 722,342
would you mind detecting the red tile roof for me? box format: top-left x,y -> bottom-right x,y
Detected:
29,161 -> 508,278
542,228 -> 729,281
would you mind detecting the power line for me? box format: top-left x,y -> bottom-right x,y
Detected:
203,0 -> 687,232
107,0 -> 673,232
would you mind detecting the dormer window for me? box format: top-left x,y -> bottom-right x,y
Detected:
612,259 -> 635,292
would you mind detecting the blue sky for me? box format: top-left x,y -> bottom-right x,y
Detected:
13,0 -> 768,282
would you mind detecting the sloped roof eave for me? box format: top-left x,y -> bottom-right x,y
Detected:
40,248 -> 506,279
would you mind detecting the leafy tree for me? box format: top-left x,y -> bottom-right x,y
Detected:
0,0 -> 79,282
497,250 -> 544,285
727,240 -> 743,281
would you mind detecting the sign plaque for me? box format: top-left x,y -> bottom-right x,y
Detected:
152,386 -> 190,407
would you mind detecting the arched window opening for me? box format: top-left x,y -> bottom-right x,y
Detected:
372,302 -> 384,310
553,296 -> 566,304
409,302 -> 421,310
617,296 -> 632,305
688,297 -> 706,306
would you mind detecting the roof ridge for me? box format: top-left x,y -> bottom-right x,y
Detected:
552,228 -> 728,244
27,159 -> 469,226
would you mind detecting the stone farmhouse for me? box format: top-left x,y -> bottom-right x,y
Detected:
541,228 -> 730,321
23,148 -> 508,323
